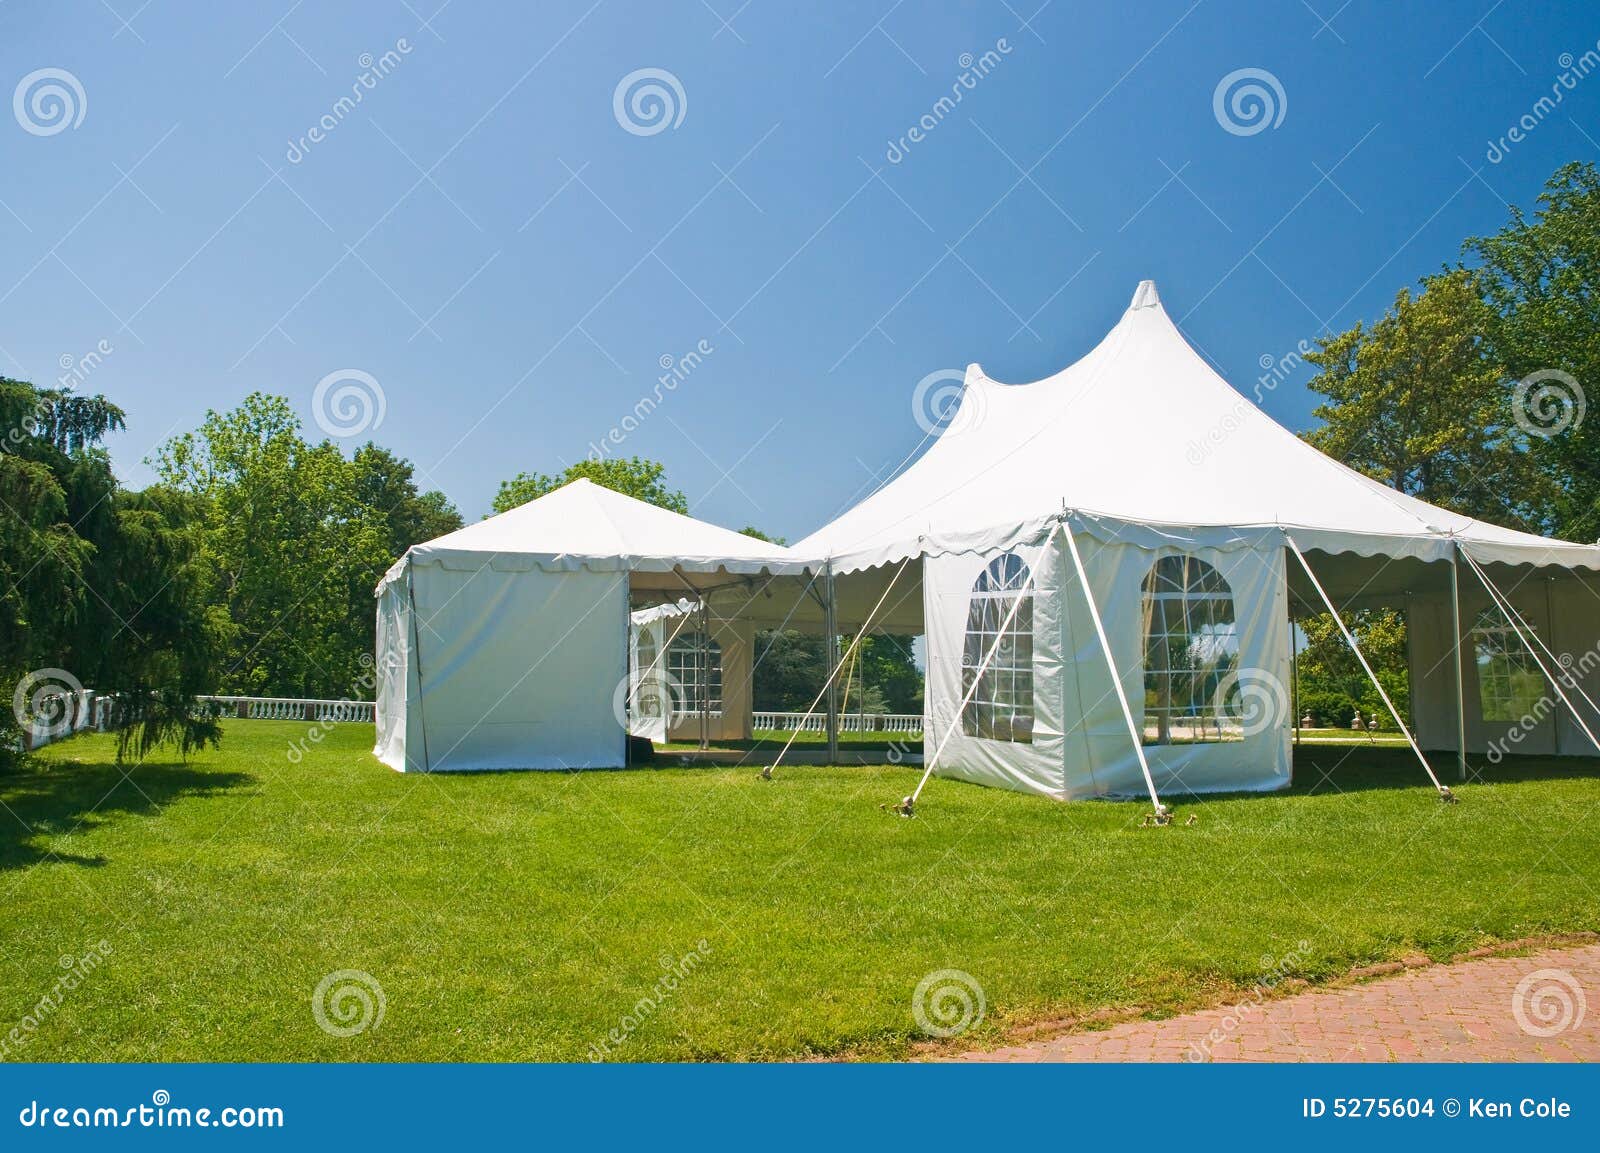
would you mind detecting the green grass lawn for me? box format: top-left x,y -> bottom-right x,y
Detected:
2,720 -> 1597,1062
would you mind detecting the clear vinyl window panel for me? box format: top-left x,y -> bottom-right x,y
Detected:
1140,555 -> 1240,744
1473,608 -> 1546,723
633,627 -> 662,719
666,631 -> 722,713
961,552 -> 1034,743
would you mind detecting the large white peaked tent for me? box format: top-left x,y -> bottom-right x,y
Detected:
795,280 -> 1600,803
374,478 -> 805,772
374,280 -> 1600,807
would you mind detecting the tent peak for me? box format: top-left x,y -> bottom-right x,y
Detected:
1128,279 -> 1161,310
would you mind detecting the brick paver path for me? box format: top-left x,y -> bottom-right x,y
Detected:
955,942 -> 1599,1062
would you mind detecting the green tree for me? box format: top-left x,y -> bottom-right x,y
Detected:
350,443 -> 463,557
1302,269 -> 1547,530
0,377 -> 222,762
1468,161 -> 1600,539
1294,610 -> 1409,727
493,457 -> 688,515
154,393 -> 391,697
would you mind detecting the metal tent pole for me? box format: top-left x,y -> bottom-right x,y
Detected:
1449,544 -> 1468,781
823,563 -> 839,765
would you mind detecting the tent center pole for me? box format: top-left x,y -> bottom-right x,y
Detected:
824,563 -> 839,765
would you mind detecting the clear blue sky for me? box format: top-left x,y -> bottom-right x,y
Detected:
3,1 -> 1597,540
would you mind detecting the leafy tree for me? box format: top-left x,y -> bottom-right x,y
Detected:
1302,269 -> 1548,530
493,457 -> 687,515
1468,161 -> 1600,539
350,443 -> 463,557
0,377 -> 222,762
1294,610 -> 1409,726
154,393 -> 391,697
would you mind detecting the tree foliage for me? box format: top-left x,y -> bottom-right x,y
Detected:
0,377 -> 223,763
154,394 -> 458,697
493,457 -> 688,515
1468,161 -> 1600,539
1302,269 -> 1547,530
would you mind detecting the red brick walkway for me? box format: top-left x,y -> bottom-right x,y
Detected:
955,942 -> 1599,1062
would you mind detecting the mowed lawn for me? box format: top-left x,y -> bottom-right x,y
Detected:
2,720 -> 1598,1062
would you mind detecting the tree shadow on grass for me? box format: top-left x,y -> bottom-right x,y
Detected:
0,755 -> 253,872
1286,744 -> 1600,796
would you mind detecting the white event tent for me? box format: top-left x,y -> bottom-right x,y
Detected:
793,281 -> 1600,809
376,281 -> 1600,813
373,478 -> 806,772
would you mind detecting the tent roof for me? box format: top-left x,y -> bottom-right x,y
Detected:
795,281 -> 1600,573
378,478 -> 809,590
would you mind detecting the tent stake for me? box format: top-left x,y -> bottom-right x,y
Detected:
1061,520 -> 1169,823
1286,535 -> 1453,801
1459,548 -> 1600,756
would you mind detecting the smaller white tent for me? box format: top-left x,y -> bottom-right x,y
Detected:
374,479 -> 803,772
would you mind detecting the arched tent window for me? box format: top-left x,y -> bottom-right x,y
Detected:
1141,555 -> 1239,744
961,552 -> 1034,742
634,627 -> 661,720
1473,607 -> 1545,721
667,632 -> 723,713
